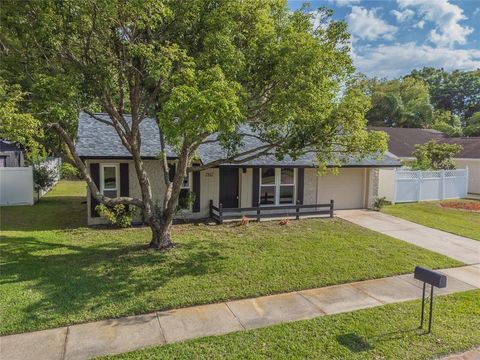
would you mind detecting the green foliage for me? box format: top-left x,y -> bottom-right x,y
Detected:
95,204 -> 136,228
0,79 -> 44,159
373,197 -> 391,211
431,109 -> 463,137
464,112 -> 480,137
0,0 -> 386,170
33,165 -> 57,193
366,77 -> 434,128
60,162 -> 80,180
409,68 -> 480,121
412,140 -> 462,170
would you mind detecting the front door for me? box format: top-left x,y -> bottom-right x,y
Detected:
219,168 -> 239,208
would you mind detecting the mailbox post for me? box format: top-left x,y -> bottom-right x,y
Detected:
414,266 -> 447,333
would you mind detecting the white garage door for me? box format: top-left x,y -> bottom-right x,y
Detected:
317,168 -> 366,209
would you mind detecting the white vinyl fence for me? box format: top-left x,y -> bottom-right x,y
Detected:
0,157 -> 61,206
392,168 -> 468,203
0,167 -> 34,206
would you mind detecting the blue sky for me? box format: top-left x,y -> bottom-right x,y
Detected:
288,0 -> 480,78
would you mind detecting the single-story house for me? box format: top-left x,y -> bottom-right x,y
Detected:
370,127 -> 480,194
0,140 -> 25,167
76,112 -> 401,225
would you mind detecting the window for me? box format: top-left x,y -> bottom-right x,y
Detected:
178,172 -> 192,211
100,164 -> 119,198
259,168 -> 296,206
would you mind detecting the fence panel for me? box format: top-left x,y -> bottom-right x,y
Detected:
394,168 -> 468,203
0,167 -> 34,205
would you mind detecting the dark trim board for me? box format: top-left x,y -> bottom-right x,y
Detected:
80,156 -> 178,161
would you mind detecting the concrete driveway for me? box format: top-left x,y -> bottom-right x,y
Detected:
336,210 -> 480,265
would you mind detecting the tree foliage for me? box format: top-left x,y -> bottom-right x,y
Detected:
366,77 -> 434,128
412,140 -> 462,170
1,0 -> 387,248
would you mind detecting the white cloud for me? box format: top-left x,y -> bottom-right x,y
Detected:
416,20 -> 425,29
328,0 -> 360,6
390,8 -> 415,22
473,7 -> 480,16
352,42 -> 480,78
397,0 -> 473,47
346,6 -> 398,41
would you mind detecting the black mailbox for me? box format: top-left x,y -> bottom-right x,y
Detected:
414,266 -> 447,288
414,266 -> 448,333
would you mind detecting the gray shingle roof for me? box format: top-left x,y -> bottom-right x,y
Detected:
76,112 -> 401,167
370,126 -> 480,159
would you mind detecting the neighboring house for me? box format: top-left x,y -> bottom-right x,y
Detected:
76,112 -> 401,225
0,140 -> 25,167
370,127 -> 480,195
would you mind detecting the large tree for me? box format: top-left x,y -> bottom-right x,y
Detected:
366,77 -> 434,128
1,0 -> 386,249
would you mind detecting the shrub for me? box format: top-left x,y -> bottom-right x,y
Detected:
95,204 -> 136,228
60,162 -> 80,179
373,197 -> 391,211
33,165 -> 57,201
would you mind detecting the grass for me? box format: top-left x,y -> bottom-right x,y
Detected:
0,181 -> 461,335
105,290 -> 480,360
382,200 -> 480,241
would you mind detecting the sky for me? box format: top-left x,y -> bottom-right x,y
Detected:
288,0 -> 480,78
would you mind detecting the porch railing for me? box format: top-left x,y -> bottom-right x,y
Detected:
209,199 -> 334,224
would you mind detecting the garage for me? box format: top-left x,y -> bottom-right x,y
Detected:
316,168 -> 366,209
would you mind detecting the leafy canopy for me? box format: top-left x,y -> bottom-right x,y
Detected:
0,0 -> 387,168
412,140 -> 462,170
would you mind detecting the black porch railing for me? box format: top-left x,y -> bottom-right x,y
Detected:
209,200 -> 334,224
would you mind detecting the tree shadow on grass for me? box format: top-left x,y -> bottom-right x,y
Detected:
1,195 -> 87,231
0,234 -> 227,334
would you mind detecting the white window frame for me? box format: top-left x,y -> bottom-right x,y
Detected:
178,172 -> 193,212
100,163 -> 119,198
259,168 -> 297,206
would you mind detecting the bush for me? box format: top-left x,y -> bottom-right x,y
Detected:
95,204 -> 136,228
373,197 -> 391,211
60,163 -> 80,179
33,165 -> 57,199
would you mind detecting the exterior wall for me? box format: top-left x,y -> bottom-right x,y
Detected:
367,168 -> 379,208
454,159 -> 480,194
86,159 -> 219,225
303,168 -> 368,209
239,168 -> 253,208
378,168 -> 396,202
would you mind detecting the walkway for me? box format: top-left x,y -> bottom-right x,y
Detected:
336,210 -> 480,264
1,265 -> 479,360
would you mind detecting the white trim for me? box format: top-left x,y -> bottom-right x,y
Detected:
259,167 -> 297,206
100,163 -> 119,198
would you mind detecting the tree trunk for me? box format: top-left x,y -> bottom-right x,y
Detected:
148,218 -> 174,250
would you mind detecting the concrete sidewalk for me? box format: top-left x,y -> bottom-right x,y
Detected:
336,210 -> 480,264
1,265 -> 479,360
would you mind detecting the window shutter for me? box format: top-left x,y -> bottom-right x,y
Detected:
297,168 -> 304,204
168,163 -> 176,182
120,163 -> 129,197
90,163 -> 100,217
252,168 -> 260,206
192,171 -> 200,212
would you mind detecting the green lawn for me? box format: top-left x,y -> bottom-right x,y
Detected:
382,200 -> 480,241
0,181 -> 461,335
105,290 -> 480,360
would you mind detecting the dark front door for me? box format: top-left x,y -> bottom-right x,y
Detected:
219,168 -> 239,208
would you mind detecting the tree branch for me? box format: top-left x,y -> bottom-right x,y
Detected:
47,122 -> 144,208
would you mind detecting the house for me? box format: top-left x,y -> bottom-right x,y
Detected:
0,140 -> 25,167
370,127 -> 480,195
76,112 -> 401,225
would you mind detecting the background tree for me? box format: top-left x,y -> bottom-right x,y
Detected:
412,140 -> 462,170
464,112 -> 480,137
1,0 -> 387,249
366,77 -> 434,128
408,68 -> 480,131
